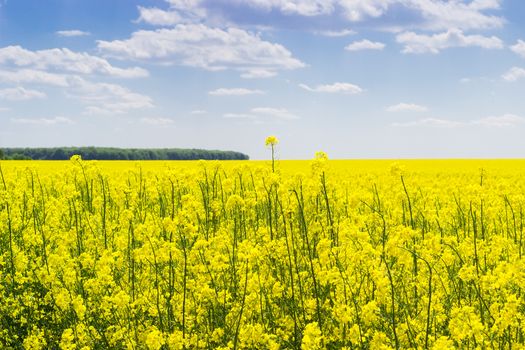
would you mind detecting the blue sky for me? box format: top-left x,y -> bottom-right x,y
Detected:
1,0 -> 525,159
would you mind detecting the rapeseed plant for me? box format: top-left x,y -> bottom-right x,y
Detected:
0,153 -> 524,348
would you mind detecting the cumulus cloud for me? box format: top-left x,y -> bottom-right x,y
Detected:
166,0 -> 203,9
97,24 -> 305,77
339,0 -> 393,21
231,0 -> 337,17
240,69 -> 277,79
345,39 -> 385,51
199,0 -> 503,31
404,0 -> 504,31
299,82 -> 363,94
56,30 -> 91,37
136,0 -> 208,25
396,28 -> 503,54
0,87 -> 46,101
502,67 -> 525,82
166,0 -> 207,18
510,40 -> 525,58
208,88 -> 265,96
137,7 -> 183,26
0,69 -> 69,87
66,78 -> 154,115
0,45 -> 153,116
227,0 -> 391,20
0,71 -> 153,115
0,46 -> 148,78
386,103 -> 428,112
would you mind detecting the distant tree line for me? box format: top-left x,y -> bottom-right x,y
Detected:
0,147 -> 249,160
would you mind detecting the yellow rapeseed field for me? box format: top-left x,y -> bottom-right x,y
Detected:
2,155 -> 525,349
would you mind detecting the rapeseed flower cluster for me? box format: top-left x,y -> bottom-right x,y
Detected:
0,157 -> 525,348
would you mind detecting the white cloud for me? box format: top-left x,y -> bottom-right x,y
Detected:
136,1 -> 207,25
137,7 -> 183,26
140,117 -> 175,125
165,0 -> 207,18
502,67 -> 525,82
166,0 -> 203,9
396,28 -> 503,54
251,107 -> 299,120
338,0 -> 392,21
0,45 -> 148,78
468,0 -> 501,11
209,88 -> 264,96
345,39 -> 385,51
316,29 -> 356,37
0,69 -> 69,87
404,0 -> 504,31
56,30 -> 91,37
131,1 -> 504,45
231,0 -> 336,16
139,0 -> 384,26
0,107 -> 10,112
0,73 -> 155,115
510,40 -> 525,59
240,69 -> 277,79
0,70 -> 155,115
393,114 -> 525,128
0,45 -> 152,116
212,0 -> 503,31
299,82 -> 363,94
97,24 -> 305,77
0,87 -> 46,101
231,0 -> 389,19
66,78 -> 154,115
386,103 -> 428,112
11,116 -> 74,125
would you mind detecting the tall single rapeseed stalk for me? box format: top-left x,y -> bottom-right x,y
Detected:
265,136 -> 279,172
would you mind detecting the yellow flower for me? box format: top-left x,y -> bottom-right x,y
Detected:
301,322 -> 323,350
314,151 -> 328,161
23,327 -> 47,350
72,295 -> 87,320
361,300 -> 379,326
265,135 -> 279,147
449,306 -> 484,343
145,327 -> 165,350
432,336 -> 455,349
370,332 -> 393,349
70,154 -> 82,162
59,329 -> 76,350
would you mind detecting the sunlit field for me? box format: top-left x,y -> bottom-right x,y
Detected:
2,157 -> 525,349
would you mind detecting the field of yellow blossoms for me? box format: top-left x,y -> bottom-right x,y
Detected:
1,155 -> 525,349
